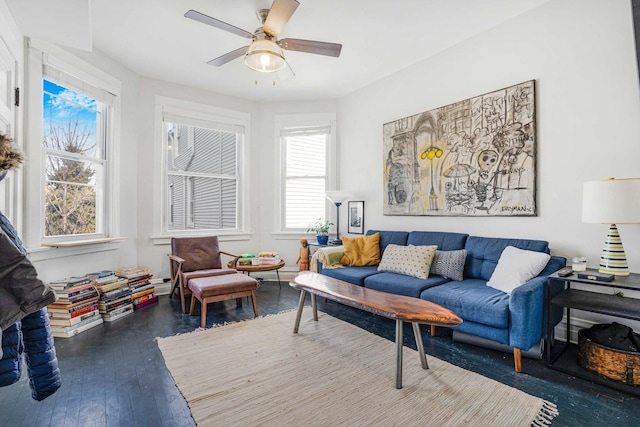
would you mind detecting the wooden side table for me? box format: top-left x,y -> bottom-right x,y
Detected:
228,260 -> 286,287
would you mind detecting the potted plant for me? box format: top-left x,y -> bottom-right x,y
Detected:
307,218 -> 334,245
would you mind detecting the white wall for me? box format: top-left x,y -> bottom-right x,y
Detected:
337,0 -> 640,336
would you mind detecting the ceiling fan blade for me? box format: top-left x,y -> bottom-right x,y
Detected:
207,46 -> 249,67
263,0 -> 300,37
185,9 -> 254,39
279,38 -> 342,57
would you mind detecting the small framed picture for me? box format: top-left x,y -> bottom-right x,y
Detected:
347,201 -> 364,234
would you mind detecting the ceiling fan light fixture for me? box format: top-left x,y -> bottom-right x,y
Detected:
244,39 -> 286,73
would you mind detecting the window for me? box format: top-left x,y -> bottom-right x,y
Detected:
42,66 -> 113,238
163,117 -> 242,233
277,114 -> 336,233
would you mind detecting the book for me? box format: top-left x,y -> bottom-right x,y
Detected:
48,295 -> 100,311
258,257 -> 282,265
48,301 -> 99,319
132,294 -> 153,305
86,270 -> 116,279
102,304 -> 134,322
98,295 -> 132,313
101,286 -> 131,302
51,316 -> 103,338
133,295 -> 158,310
56,287 -> 99,304
49,276 -> 92,290
115,267 -> 152,279
95,277 -> 129,293
258,252 -> 278,257
49,309 -> 99,326
131,287 -> 154,300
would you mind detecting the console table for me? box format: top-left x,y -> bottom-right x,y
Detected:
546,268 -> 640,396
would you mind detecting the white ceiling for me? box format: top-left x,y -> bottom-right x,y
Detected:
7,0 -> 551,102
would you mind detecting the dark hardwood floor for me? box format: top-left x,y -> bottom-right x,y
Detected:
1,281 -> 639,427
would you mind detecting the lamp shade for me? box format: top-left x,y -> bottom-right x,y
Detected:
244,39 -> 286,73
325,191 -> 350,204
582,178 -> 640,224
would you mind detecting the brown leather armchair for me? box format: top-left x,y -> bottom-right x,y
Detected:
168,236 -> 258,327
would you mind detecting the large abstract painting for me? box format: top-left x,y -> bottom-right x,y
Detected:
383,80 -> 536,216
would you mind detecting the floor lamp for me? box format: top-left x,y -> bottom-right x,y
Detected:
325,191 -> 350,245
582,177 -> 640,276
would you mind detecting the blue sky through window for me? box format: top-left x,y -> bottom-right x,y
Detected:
43,79 -> 99,158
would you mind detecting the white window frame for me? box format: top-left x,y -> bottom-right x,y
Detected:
186,176 -> 195,228
273,113 -> 337,237
23,40 -> 122,255
42,78 -> 109,239
151,96 -> 251,244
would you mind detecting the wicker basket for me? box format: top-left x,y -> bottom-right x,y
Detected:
577,328 -> 640,386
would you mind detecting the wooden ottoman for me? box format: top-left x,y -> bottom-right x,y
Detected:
188,273 -> 259,328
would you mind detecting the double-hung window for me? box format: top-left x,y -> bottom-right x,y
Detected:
42,65 -> 113,239
277,114 -> 336,232
162,111 -> 244,233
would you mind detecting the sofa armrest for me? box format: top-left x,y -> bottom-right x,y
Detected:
508,255 -> 567,350
508,275 -> 547,351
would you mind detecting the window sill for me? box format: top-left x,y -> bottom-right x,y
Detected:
272,232 -> 317,240
150,232 -> 252,245
28,238 -> 126,262
41,237 -> 127,247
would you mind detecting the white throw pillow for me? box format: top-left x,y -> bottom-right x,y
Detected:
486,246 -> 551,294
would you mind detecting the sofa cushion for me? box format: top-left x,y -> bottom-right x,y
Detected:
430,250 -> 467,281
320,266 -> 380,287
340,233 -> 380,266
366,230 -> 409,255
407,231 -> 468,251
464,236 -> 549,281
420,279 -> 510,329
487,246 -> 551,294
377,244 -> 437,279
365,272 -> 449,298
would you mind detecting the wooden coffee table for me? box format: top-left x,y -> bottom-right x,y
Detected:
229,260 -> 286,287
290,272 -> 462,389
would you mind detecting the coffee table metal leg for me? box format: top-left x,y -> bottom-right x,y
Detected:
293,290 -> 307,333
395,319 -> 403,389
412,322 -> 428,369
311,293 -> 318,321
276,269 -> 282,288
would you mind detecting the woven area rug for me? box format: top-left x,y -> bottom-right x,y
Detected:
157,310 -> 558,426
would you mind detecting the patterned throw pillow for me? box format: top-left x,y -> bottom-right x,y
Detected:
377,244 -> 437,279
430,249 -> 467,281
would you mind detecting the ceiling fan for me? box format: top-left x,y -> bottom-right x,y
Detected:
184,0 -> 342,74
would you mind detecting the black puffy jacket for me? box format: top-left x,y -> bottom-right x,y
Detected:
0,211 -> 61,400
0,309 -> 61,400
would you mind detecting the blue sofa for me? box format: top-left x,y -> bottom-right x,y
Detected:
317,230 -> 566,372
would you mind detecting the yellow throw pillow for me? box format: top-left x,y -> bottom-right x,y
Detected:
340,233 -> 381,266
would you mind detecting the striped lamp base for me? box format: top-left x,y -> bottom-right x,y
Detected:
599,224 -> 630,276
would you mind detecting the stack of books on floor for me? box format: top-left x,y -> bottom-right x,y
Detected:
47,276 -> 103,338
116,267 -> 158,310
88,270 -> 133,322
258,251 -> 281,265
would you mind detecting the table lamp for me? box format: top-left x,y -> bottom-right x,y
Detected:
582,177 -> 640,276
325,190 -> 350,245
